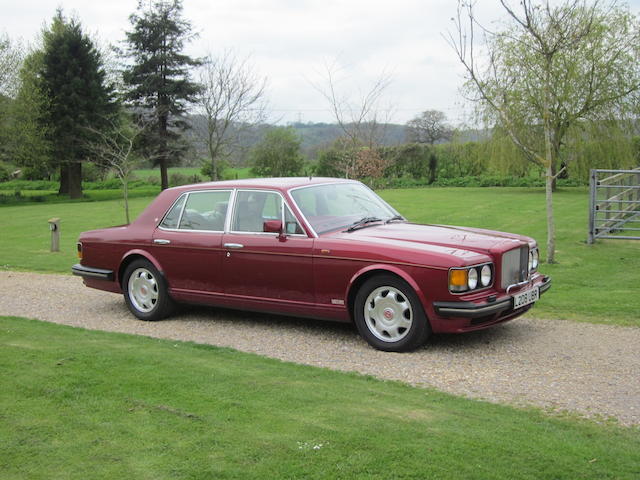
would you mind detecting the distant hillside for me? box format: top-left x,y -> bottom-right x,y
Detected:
186,117 -> 408,167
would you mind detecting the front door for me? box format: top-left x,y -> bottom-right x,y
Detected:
221,190 -> 314,306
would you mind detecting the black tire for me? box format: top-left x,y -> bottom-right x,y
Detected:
353,274 -> 431,352
122,259 -> 174,321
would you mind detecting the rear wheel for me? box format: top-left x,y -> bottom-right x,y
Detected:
354,275 -> 430,352
123,260 -> 174,321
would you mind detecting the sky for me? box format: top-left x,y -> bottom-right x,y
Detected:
3,0 -> 640,126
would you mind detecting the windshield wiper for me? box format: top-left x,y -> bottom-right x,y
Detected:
345,216 -> 383,232
385,215 -> 405,224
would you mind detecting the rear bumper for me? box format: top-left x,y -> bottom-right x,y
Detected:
72,264 -> 114,281
433,275 -> 551,319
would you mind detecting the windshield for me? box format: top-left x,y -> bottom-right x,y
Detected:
290,182 -> 399,234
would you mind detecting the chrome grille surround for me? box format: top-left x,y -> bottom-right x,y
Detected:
500,246 -> 530,289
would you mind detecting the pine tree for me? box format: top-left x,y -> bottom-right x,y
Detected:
123,0 -> 201,190
39,10 -> 117,198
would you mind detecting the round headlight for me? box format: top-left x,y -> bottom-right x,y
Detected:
467,268 -> 478,290
532,249 -> 539,270
528,251 -> 533,272
480,264 -> 492,287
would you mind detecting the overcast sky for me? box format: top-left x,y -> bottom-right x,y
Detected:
4,0 -> 640,126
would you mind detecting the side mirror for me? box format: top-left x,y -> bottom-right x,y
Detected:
263,219 -> 283,235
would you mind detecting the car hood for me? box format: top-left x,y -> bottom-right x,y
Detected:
329,222 -> 530,255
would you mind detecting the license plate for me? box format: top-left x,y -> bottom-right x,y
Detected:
513,286 -> 539,309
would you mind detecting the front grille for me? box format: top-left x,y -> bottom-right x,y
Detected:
500,246 -> 529,289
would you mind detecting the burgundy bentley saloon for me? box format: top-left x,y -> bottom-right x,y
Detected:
72,177 -> 551,351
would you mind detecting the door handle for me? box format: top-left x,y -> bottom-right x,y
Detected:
153,239 -> 171,245
224,243 -> 244,249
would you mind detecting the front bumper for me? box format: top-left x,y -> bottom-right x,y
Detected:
72,264 -> 114,281
433,275 -> 551,319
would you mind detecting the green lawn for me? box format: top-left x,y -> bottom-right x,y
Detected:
0,186 -> 638,326
1,316 -> 638,480
0,196 -> 153,272
133,166 -> 254,180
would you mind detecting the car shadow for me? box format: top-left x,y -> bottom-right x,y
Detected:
174,303 -> 532,352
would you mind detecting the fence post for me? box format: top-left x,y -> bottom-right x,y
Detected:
48,217 -> 60,252
587,170 -> 596,244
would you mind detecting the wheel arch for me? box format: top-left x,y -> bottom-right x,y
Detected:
346,265 -> 427,323
118,250 -> 165,290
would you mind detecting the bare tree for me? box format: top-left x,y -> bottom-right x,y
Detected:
313,60 -> 393,154
447,0 -> 640,263
194,50 -> 267,180
87,113 -> 146,223
406,110 -> 453,145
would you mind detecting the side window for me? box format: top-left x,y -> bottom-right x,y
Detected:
160,194 -> 186,229
285,205 -> 304,235
177,190 -> 231,231
232,190 -> 282,232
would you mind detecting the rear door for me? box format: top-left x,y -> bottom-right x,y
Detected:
151,189 -> 231,295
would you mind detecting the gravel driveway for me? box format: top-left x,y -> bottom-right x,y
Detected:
1,270 -> 638,426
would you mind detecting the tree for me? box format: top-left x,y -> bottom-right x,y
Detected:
194,50 -> 267,181
87,113 -> 145,223
250,127 -> 304,177
449,0 -> 640,263
0,34 -> 22,98
5,49 -> 52,177
406,110 -> 453,145
123,0 -> 201,190
38,11 -> 117,198
313,61 -> 393,152
0,34 -> 23,164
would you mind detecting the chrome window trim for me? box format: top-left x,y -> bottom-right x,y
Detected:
224,189 -> 238,233
287,181 -> 402,237
157,227 -> 226,234
228,188 -> 310,237
157,189 -> 233,233
176,192 -> 189,229
157,193 -> 187,229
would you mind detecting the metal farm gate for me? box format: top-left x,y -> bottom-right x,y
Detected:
588,168 -> 640,244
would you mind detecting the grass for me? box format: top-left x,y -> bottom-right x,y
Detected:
1,316 -> 638,480
0,186 -> 637,326
0,196 -> 153,272
133,166 -> 254,180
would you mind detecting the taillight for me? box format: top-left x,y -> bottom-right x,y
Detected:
77,242 -> 82,260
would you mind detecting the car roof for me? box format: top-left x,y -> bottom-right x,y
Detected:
166,177 -> 358,194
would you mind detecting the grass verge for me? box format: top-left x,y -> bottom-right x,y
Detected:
0,316 -> 638,480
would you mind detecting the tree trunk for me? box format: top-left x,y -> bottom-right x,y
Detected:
123,179 -> 130,224
551,161 -> 557,192
542,62 -> 556,263
58,164 -> 69,195
160,159 -> 168,191
68,161 -> 83,199
159,109 -> 169,190
545,164 -> 556,264
209,143 -> 218,181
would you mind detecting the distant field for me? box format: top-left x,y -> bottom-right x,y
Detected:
1,316 -> 638,479
0,186 -> 637,326
132,166 -> 254,181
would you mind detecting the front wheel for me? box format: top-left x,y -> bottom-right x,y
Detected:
354,275 -> 430,352
123,260 -> 174,321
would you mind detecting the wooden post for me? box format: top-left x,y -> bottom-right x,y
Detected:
48,217 -> 60,252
